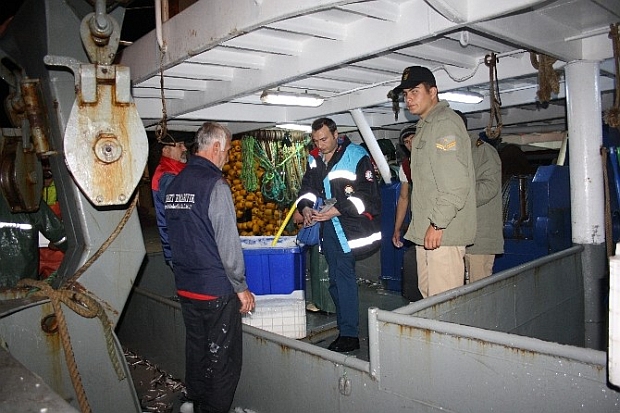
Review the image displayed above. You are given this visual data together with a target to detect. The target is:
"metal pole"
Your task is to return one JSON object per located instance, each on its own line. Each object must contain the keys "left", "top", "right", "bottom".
{"left": 349, "top": 108, "right": 392, "bottom": 184}
{"left": 565, "top": 60, "right": 606, "bottom": 350}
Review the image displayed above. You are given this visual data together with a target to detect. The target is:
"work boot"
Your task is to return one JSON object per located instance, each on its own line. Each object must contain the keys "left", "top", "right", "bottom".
{"left": 328, "top": 336, "right": 359, "bottom": 353}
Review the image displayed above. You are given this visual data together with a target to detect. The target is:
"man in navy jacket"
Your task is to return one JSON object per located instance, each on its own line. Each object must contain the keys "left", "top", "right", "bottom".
{"left": 297, "top": 117, "right": 381, "bottom": 353}
{"left": 166, "top": 122, "right": 255, "bottom": 413}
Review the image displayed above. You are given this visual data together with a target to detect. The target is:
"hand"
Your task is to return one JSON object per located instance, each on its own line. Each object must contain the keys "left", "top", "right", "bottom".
{"left": 423, "top": 225, "right": 443, "bottom": 250}
{"left": 301, "top": 206, "right": 315, "bottom": 227}
{"left": 237, "top": 289, "right": 255, "bottom": 314}
{"left": 392, "top": 230, "right": 403, "bottom": 248}
{"left": 312, "top": 206, "right": 340, "bottom": 222}
{"left": 293, "top": 210, "right": 304, "bottom": 225}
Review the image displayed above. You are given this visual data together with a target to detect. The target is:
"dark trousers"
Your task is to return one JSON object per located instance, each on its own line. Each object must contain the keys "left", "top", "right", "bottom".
{"left": 180, "top": 294, "right": 242, "bottom": 413}
{"left": 402, "top": 245, "right": 423, "bottom": 302}
{"left": 322, "top": 220, "right": 359, "bottom": 337}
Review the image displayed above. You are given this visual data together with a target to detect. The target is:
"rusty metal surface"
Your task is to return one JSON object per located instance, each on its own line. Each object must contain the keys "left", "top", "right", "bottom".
{"left": 0, "top": 2, "right": 146, "bottom": 413}
{"left": 0, "top": 347, "right": 80, "bottom": 413}
{"left": 0, "top": 300, "right": 142, "bottom": 413}
{"left": 119, "top": 246, "right": 620, "bottom": 412}
{"left": 21, "top": 79, "right": 52, "bottom": 156}
{"left": 0, "top": 134, "right": 42, "bottom": 212}
{"left": 63, "top": 63, "right": 148, "bottom": 206}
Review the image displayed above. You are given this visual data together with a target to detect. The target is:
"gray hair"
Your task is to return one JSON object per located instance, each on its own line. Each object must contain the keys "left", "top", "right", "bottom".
{"left": 194, "top": 122, "right": 231, "bottom": 152}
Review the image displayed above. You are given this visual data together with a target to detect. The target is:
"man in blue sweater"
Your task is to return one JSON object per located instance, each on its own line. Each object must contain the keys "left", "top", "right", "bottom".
{"left": 165, "top": 122, "right": 255, "bottom": 413}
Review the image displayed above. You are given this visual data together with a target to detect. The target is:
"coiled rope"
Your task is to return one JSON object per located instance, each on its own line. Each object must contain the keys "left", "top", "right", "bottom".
{"left": 257, "top": 140, "right": 288, "bottom": 203}
{"left": 530, "top": 51, "right": 559, "bottom": 107}
{"left": 240, "top": 135, "right": 308, "bottom": 205}
{"left": 17, "top": 279, "right": 126, "bottom": 413}
{"left": 604, "top": 23, "right": 620, "bottom": 128}
{"left": 14, "top": 193, "right": 138, "bottom": 412}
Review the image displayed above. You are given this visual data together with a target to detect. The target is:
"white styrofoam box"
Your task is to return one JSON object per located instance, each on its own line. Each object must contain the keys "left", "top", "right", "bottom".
{"left": 242, "top": 290, "right": 306, "bottom": 339}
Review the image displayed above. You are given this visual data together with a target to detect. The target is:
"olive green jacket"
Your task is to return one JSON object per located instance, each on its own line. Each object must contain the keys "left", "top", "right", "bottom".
{"left": 404, "top": 101, "right": 476, "bottom": 246}
{"left": 466, "top": 137, "right": 504, "bottom": 255}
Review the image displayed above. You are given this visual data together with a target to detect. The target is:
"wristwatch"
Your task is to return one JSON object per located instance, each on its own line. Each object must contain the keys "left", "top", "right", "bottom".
{"left": 430, "top": 222, "right": 444, "bottom": 230}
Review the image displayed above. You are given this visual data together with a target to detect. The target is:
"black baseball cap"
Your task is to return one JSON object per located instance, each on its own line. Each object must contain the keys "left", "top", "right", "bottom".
{"left": 392, "top": 66, "right": 436, "bottom": 94}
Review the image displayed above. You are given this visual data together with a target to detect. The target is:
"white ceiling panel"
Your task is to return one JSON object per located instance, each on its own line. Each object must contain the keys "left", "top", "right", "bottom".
{"left": 116, "top": 0, "right": 619, "bottom": 135}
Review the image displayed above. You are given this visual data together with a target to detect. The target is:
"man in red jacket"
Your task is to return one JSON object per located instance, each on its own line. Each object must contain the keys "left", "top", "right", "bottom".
{"left": 151, "top": 136, "right": 192, "bottom": 268}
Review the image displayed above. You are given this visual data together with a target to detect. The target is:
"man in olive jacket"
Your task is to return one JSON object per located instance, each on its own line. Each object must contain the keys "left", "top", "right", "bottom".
{"left": 392, "top": 66, "right": 476, "bottom": 298}
{"left": 465, "top": 135, "right": 504, "bottom": 282}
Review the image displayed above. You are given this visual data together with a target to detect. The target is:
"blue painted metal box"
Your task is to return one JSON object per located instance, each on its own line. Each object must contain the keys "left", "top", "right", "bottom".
{"left": 240, "top": 236, "right": 305, "bottom": 295}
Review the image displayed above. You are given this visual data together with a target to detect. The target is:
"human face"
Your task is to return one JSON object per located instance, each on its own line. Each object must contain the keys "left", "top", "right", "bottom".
{"left": 216, "top": 138, "right": 232, "bottom": 169}
{"left": 403, "top": 84, "right": 437, "bottom": 119}
{"left": 167, "top": 142, "right": 187, "bottom": 163}
{"left": 403, "top": 134, "right": 414, "bottom": 151}
{"left": 311, "top": 125, "right": 338, "bottom": 158}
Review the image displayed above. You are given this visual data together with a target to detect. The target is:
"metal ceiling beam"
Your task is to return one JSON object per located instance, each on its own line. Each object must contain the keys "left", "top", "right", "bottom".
{"left": 471, "top": 4, "right": 616, "bottom": 62}
{"left": 121, "top": 0, "right": 366, "bottom": 82}
{"left": 159, "top": 0, "right": 458, "bottom": 119}
{"left": 126, "top": 0, "right": 563, "bottom": 124}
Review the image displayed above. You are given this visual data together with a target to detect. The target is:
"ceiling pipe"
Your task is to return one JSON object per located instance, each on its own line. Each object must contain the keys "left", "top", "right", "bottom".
{"left": 155, "top": 0, "right": 167, "bottom": 52}
{"left": 349, "top": 109, "right": 392, "bottom": 185}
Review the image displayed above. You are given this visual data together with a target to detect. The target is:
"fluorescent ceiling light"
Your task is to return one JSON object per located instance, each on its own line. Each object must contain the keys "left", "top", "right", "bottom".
{"left": 438, "top": 91, "right": 484, "bottom": 104}
{"left": 260, "top": 90, "right": 324, "bottom": 107}
{"left": 276, "top": 124, "right": 312, "bottom": 133}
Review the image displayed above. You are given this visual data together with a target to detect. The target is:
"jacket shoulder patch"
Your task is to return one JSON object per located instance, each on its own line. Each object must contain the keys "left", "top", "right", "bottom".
{"left": 436, "top": 136, "right": 458, "bottom": 151}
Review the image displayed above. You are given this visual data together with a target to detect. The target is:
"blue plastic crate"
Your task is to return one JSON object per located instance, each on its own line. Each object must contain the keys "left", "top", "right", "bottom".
{"left": 240, "top": 236, "right": 305, "bottom": 295}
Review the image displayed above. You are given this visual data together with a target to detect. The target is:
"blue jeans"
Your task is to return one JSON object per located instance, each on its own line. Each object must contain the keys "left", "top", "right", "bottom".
{"left": 180, "top": 294, "right": 242, "bottom": 413}
{"left": 322, "top": 220, "right": 359, "bottom": 337}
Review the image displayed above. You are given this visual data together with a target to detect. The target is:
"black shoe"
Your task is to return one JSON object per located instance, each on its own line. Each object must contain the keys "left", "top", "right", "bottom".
{"left": 329, "top": 336, "right": 359, "bottom": 353}
{"left": 327, "top": 336, "right": 341, "bottom": 350}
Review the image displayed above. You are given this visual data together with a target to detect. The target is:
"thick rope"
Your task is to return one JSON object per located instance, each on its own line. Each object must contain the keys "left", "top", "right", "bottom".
{"left": 604, "top": 23, "right": 620, "bottom": 128}
{"left": 484, "top": 53, "right": 503, "bottom": 139}
{"left": 530, "top": 52, "right": 559, "bottom": 107}
{"left": 154, "top": 47, "right": 175, "bottom": 145}
{"left": 64, "top": 193, "right": 138, "bottom": 288}
{"left": 17, "top": 279, "right": 127, "bottom": 413}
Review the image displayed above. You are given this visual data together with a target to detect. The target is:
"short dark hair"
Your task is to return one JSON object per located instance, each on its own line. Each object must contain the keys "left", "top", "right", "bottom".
{"left": 311, "top": 117, "right": 337, "bottom": 134}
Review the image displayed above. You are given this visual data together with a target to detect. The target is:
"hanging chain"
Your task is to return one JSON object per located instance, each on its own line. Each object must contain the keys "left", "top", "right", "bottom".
{"left": 484, "top": 53, "right": 503, "bottom": 139}
{"left": 604, "top": 23, "right": 620, "bottom": 128}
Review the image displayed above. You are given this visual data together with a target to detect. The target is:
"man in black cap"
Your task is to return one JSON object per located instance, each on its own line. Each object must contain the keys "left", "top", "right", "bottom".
{"left": 151, "top": 135, "right": 193, "bottom": 268}
{"left": 390, "top": 66, "right": 476, "bottom": 297}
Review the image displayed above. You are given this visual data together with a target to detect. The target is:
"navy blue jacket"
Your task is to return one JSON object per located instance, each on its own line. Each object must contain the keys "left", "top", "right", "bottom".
{"left": 296, "top": 136, "right": 381, "bottom": 258}
{"left": 165, "top": 156, "right": 247, "bottom": 298}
